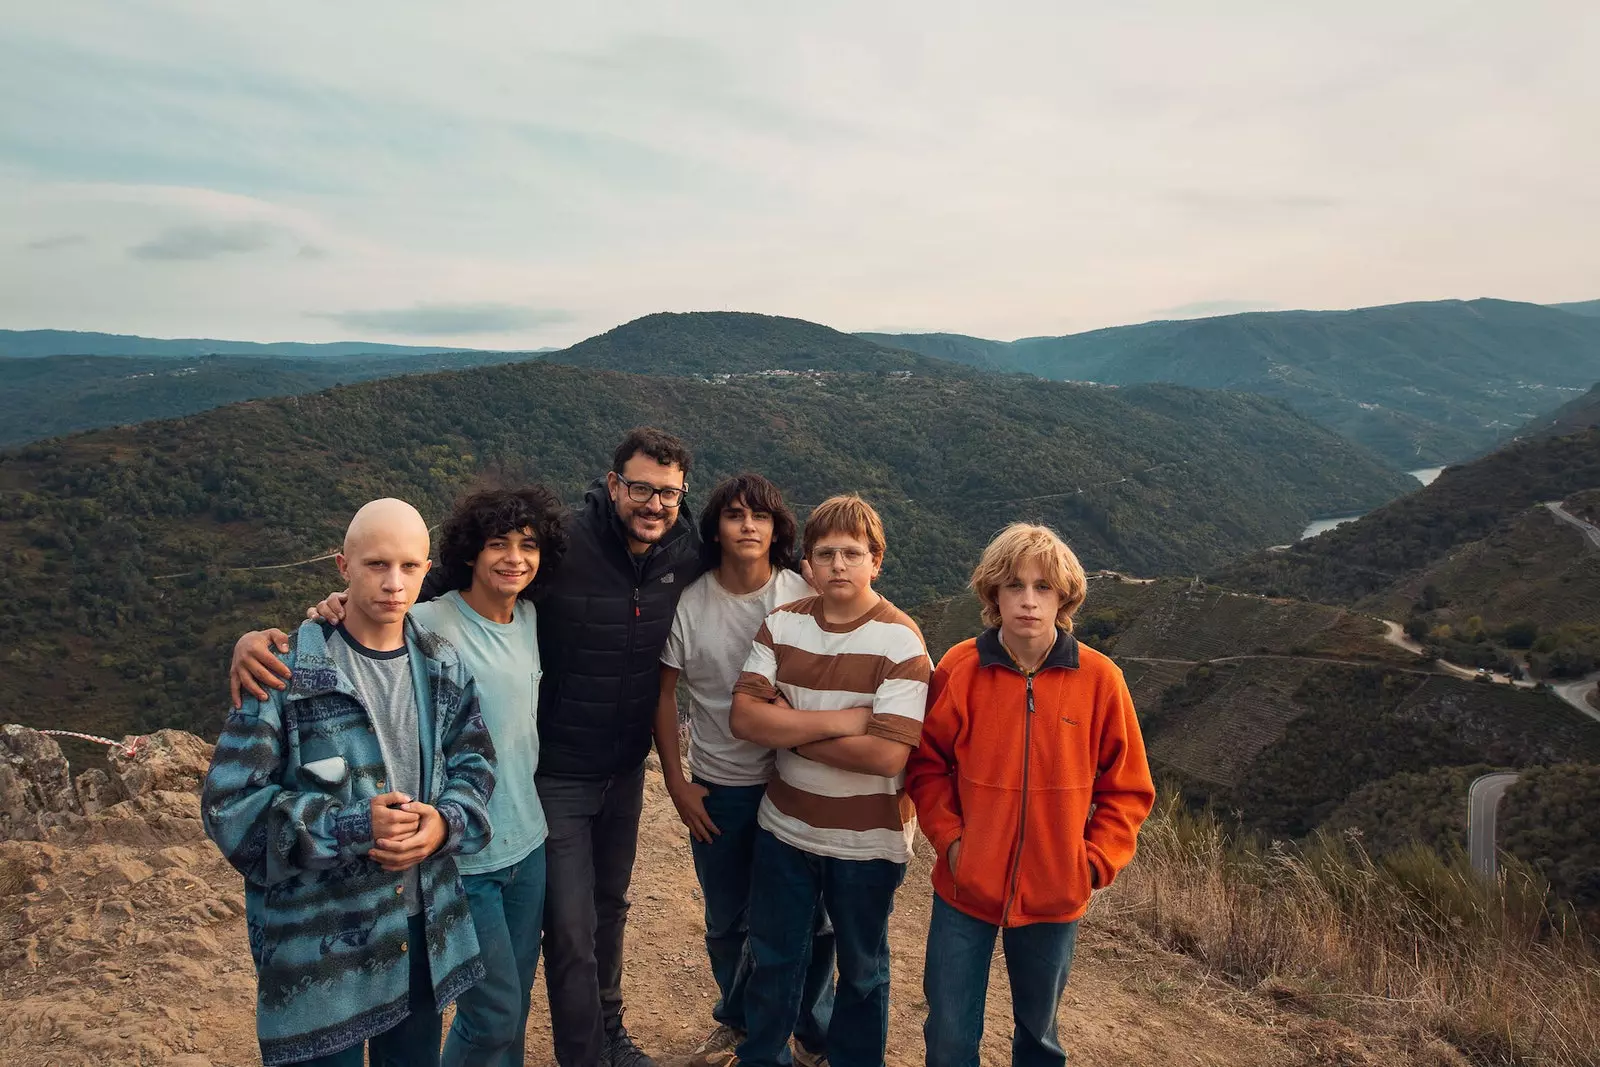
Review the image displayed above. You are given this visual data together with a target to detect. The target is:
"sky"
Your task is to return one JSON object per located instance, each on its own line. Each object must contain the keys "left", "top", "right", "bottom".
{"left": 1, "top": 1, "right": 1596, "bottom": 349}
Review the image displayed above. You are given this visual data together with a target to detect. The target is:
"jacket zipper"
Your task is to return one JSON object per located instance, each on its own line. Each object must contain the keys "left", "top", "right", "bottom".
{"left": 1000, "top": 672, "right": 1035, "bottom": 925}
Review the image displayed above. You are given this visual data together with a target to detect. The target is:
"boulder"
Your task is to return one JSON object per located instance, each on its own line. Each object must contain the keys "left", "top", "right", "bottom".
{"left": 110, "top": 730, "right": 213, "bottom": 798}
{"left": 0, "top": 726, "right": 83, "bottom": 841}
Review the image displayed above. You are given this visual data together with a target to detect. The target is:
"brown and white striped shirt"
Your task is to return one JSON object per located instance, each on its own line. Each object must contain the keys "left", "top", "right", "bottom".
{"left": 734, "top": 594, "right": 932, "bottom": 862}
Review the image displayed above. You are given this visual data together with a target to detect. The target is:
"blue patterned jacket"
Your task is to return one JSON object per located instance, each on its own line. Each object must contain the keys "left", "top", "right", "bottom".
{"left": 202, "top": 617, "right": 496, "bottom": 1065}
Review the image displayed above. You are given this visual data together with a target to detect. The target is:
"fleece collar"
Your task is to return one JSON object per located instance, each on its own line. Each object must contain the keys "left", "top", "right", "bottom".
{"left": 975, "top": 626, "right": 1080, "bottom": 673}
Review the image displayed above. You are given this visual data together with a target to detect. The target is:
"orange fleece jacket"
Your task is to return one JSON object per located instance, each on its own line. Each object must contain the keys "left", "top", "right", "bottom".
{"left": 905, "top": 628, "right": 1155, "bottom": 927}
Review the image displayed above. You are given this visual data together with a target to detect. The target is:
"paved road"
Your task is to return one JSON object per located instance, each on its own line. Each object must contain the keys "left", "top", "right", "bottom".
{"left": 1552, "top": 672, "right": 1600, "bottom": 725}
{"left": 1546, "top": 500, "right": 1600, "bottom": 549}
{"left": 1468, "top": 772, "right": 1521, "bottom": 881}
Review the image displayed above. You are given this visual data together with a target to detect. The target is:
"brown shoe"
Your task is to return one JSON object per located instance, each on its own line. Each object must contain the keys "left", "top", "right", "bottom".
{"left": 690, "top": 1025, "right": 745, "bottom": 1057}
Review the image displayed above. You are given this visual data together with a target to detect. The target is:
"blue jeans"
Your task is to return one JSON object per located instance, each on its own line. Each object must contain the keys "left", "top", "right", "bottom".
{"left": 690, "top": 779, "right": 834, "bottom": 1049}
{"left": 739, "top": 828, "right": 905, "bottom": 1067}
{"left": 923, "top": 895, "right": 1079, "bottom": 1067}
{"left": 292, "top": 913, "right": 441, "bottom": 1067}
{"left": 442, "top": 844, "right": 547, "bottom": 1067}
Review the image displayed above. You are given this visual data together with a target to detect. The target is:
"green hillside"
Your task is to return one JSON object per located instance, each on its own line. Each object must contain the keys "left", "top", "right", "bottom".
{"left": 871, "top": 299, "right": 1600, "bottom": 467}
{"left": 1213, "top": 428, "right": 1600, "bottom": 605}
{"left": 1506, "top": 381, "right": 1600, "bottom": 442}
{"left": 549, "top": 312, "right": 956, "bottom": 376}
{"left": 0, "top": 351, "right": 546, "bottom": 447}
{"left": 0, "top": 351, "right": 1408, "bottom": 744}
{"left": 854, "top": 331, "right": 1014, "bottom": 370}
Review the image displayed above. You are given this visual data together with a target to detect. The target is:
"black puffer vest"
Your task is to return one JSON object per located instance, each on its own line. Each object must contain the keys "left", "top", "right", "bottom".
{"left": 534, "top": 481, "right": 702, "bottom": 778}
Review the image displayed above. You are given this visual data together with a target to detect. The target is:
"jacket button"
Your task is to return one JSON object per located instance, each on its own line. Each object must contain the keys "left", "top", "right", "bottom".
{"left": 376, "top": 779, "right": 386, "bottom": 790}
{"left": 395, "top": 886, "right": 404, "bottom": 895}
{"left": 400, "top": 941, "right": 408, "bottom": 953}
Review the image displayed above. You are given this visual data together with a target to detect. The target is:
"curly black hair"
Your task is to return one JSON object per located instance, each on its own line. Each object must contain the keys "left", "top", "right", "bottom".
{"left": 698, "top": 472, "right": 800, "bottom": 572}
{"left": 437, "top": 485, "right": 569, "bottom": 600}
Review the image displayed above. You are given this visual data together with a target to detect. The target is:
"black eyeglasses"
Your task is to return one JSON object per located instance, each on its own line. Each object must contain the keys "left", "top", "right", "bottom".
{"left": 615, "top": 474, "right": 687, "bottom": 508}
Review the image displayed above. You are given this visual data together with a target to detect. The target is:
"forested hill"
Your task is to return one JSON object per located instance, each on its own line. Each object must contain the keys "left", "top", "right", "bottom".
{"left": 1507, "top": 382, "right": 1600, "bottom": 442}
{"left": 0, "top": 328, "right": 485, "bottom": 359}
{"left": 544, "top": 311, "right": 958, "bottom": 376}
{"left": 0, "top": 359, "right": 1411, "bottom": 742}
{"left": 1213, "top": 427, "right": 1600, "bottom": 605}
{"left": 868, "top": 298, "right": 1600, "bottom": 468}
{"left": 0, "top": 351, "right": 547, "bottom": 447}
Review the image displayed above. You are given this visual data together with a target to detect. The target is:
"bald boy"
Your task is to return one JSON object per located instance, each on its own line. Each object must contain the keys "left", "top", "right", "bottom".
{"left": 204, "top": 499, "right": 498, "bottom": 1067}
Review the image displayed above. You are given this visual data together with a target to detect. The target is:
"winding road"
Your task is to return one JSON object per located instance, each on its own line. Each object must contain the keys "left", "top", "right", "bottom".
{"left": 1468, "top": 772, "right": 1521, "bottom": 881}
{"left": 1545, "top": 500, "right": 1600, "bottom": 549}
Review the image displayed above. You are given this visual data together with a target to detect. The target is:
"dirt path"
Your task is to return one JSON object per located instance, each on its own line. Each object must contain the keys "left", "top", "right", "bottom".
{"left": 1, "top": 771, "right": 1457, "bottom": 1067}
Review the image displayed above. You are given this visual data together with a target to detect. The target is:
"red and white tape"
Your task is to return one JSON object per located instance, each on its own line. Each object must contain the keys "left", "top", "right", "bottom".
{"left": 33, "top": 729, "right": 144, "bottom": 759}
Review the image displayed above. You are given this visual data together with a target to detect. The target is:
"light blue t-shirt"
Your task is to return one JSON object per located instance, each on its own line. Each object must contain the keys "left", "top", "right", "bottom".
{"left": 411, "top": 590, "right": 546, "bottom": 874}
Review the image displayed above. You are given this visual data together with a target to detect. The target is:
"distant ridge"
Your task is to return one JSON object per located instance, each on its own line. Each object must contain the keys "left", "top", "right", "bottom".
{"left": 1552, "top": 299, "right": 1600, "bottom": 318}
{"left": 0, "top": 328, "right": 512, "bottom": 360}
{"left": 865, "top": 298, "right": 1600, "bottom": 467}
{"left": 545, "top": 311, "right": 960, "bottom": 376}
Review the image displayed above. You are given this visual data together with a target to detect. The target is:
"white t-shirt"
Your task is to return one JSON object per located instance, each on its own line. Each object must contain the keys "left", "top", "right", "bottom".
{"left": 661, "top": 567, "right": 813, "bottom": 787}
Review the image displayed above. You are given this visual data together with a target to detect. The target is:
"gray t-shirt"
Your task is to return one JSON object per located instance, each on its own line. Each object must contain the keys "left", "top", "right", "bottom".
{"left": 329, "top": 626, "right": 424, "bottom": 915}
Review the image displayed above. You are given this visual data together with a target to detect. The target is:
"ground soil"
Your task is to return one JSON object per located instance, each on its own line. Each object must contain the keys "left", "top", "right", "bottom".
{"left": 0, "top": 770, "right": 1462, "bottom": 1067}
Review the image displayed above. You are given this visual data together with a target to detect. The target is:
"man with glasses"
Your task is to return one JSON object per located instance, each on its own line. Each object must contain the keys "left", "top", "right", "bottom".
{"left": 535, "top": 427, "right": 702, "bottom": 1067}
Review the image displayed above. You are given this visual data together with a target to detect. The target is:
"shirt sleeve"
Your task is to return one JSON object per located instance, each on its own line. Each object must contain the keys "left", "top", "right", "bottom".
{"left": 732, "top": 618, "right": 781, "bottom": 702}
{"left": 865, "top": 650, "right": 932, "bottom": 747}
{"left": 660, "top": 601, "right": 688, "bottom": 670}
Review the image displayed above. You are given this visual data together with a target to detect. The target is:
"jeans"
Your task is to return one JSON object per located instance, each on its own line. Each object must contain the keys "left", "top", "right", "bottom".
{"left": 738, "top": 828, "right": 905, "bottom": 1067}
{"left": 923, "top": 895, "right": 1079, "bottom": 1067}
{"left": 292, "top": 913, "right": 441, "bottom": 1067}
{"left": 690, "top": 779, "right": 834, "bottom": 1048}
{"left": 537, "top": 765, "right": 646, "bottom": 1067}
{"left": 442, "top": 844, "right": 547, "bottom": 1067}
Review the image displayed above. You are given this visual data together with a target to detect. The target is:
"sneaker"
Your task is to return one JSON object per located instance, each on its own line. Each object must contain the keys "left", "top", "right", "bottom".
{"left": 690, "top": 1024, "right": 746, "bottom": 1056}
{"left": 605, "top": 1023, "right": 659, "bottom": 1067}
{"left": 684, "top": 1050, "right": 741, "bottom": 1067}
{"left": 790, "top": 1039, "right": 828, "bottom": 1067}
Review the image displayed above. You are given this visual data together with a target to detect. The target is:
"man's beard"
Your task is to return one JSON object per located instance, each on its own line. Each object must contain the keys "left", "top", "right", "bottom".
{"left": 629, "top": 511, "right": 668, "bottom": 543}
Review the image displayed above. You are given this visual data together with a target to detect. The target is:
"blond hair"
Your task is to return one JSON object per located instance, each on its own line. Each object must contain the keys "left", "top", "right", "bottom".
{"left": 970, "top": 523, "right": 1087, "bottom": 631}
{"left": 803, "top": 494, "right": 887, "bottom": 560}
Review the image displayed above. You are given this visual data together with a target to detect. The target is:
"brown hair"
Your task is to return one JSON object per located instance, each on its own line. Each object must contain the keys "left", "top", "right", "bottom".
{"left": 802, "top": 494, "right": 887, "bottom": 560}
{"left": 970, "top": 523, "right": 1088, "bottom": 631}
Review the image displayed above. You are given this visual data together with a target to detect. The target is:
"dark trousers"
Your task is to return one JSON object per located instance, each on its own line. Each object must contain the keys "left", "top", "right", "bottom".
{"left": 738, "top": 828, "right": 905, "bottom": 1067}
{"left": 442, "top": 844, "right": 547, "bottom": 1067}
{"left": 690, "top": 779, "right": 834, "bottom": 1048}
{"left": 537, "top": 765, "right": 646, "bottom": 1067}
{"left": 922, "top": 895, "right": 1079, "bottom": 1067}
{"left": 293, "top": 913, "right": 440, "bottom": 1067}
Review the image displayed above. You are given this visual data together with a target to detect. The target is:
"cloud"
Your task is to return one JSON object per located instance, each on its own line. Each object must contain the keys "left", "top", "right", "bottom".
{"left": 1156, "top": 300, "right": 1282, "bottom": 318}
{"left": 129, "top": 221, "right": 281, "bottom": 261}
{"left": 23, "top": 232, "right": 88, "bottom": 251}
{"left": 311, "top": 303, "right": 574, "bottom": 336}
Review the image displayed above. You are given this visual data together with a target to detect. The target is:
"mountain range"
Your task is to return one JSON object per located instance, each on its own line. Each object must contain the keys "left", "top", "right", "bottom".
{"left": 9, "top": 298, "right": 1600, "bottom": 466}
{"left": 0, "top": 310, "right": 1411, "bottom": 744}
{"left": 867, "top": 298, "right": 1600, "bottom": 467}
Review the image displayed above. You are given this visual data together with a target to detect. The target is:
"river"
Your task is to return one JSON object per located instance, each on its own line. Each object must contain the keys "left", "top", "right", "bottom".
{"left": 1299, "top": 467, "right": 1444, "bottom": 540}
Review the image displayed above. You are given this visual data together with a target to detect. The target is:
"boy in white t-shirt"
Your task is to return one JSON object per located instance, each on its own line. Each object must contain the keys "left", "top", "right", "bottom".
{"left": 654, "top": 474, "right": 834, "bottom": 1065}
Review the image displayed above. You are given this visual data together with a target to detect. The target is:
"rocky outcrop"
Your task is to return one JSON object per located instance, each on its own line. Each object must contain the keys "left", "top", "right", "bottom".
{"left": 0, "top": 726, "right": 212, "bottom": 843}
{"left": 1, "top": 726, "right": 82, "bottom": 840}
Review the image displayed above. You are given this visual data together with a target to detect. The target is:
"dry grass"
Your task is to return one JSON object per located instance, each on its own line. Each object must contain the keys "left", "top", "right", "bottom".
{"left": 1104, "top": 799, "right": 1600, "bottom": 1066}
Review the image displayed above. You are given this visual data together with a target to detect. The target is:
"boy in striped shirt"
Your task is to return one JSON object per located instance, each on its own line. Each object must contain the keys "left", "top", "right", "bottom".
{"left": 704, "top": 495, "right": 931, "bottom": 1067}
